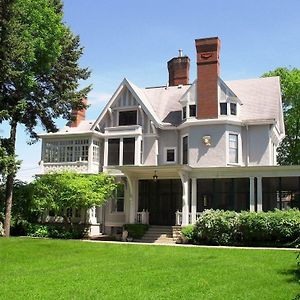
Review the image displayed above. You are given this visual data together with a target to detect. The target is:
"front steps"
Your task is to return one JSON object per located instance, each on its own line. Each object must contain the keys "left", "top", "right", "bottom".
{"left": 138, "top": 225, "right": 175, "bottom": 244}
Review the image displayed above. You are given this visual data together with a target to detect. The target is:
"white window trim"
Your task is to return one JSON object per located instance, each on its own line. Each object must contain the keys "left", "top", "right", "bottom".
{"left": 117, "top": 108, "right": 138, "bottom": 127}
{"left": 110, "top": 185, "right": 125, "bottom": 214}
{"left": 226, "top": 131, "right": 242, "bottom": 166}
{"left": 164, "top": 147, "right": 177, "bottom": 164}
{"left": 218, "top": 101, "right": 238, "bottom": 117}
{"left": 181, "top": 134, "right": 189, "bottom": 165}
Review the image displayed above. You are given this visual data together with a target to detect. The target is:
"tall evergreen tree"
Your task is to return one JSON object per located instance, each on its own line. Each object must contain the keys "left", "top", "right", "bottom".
{"left": 0, "top": 0, "right": 91, "bottom": 236}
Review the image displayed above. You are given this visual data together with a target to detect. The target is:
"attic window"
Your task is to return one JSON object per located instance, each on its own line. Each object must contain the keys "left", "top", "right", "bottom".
{"left": 119, "top": 110, "right": 137, "bottom": 126}
{"left": 220, "top": 102, "right": 237, "bottom": 116}
{"left": 182, "top": 106, "right": 187, "bottom": 120}
{"left": 189, "top": 105, "right": 196, "bottom": 117}
{"left": 230, "top": 103, "right": 237, "bottom": 115}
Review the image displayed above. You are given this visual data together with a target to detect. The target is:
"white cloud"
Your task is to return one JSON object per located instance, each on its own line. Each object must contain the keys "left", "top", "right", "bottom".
{"left": 87, "top": 91, "right": 112, "bottom": 105}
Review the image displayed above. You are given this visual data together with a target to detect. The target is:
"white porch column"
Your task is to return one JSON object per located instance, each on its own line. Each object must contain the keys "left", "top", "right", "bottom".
{"left": 135, "top": 135, "right": 142, "bottom": 165}
{"left": 257, "top": 176, "right": 262, "bottom": 212}
{"left": 103, "top": 138, "right": 108, "bottom": 167}
{"left": 249, "top": 177, "right": 255, "bottom": 212}
{"left": 191, "top": 178, "right": 197, "bottom": 224}
{"left": 127, "top": 176, "right": 137, "bottom": 224}
{"left": 119, "top": 138, "right": 123, "bottom": 166}
{"left": 179, "top": 171, "right": 189, "bottom": 226}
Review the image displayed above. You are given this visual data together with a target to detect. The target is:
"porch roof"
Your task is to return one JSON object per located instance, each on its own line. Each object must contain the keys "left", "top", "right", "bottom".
{"left": 117, "top": 165, "right": 300, "bottom": 179}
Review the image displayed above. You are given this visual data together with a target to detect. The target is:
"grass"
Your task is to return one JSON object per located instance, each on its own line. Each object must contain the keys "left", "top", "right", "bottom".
{"left": 0, "top": 238, "right": 299, "bottom": 300}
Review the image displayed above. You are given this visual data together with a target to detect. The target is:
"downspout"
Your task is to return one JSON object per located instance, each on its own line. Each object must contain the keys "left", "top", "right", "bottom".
{"left": 246, "top": 124, "right": 249, "bottom": 166}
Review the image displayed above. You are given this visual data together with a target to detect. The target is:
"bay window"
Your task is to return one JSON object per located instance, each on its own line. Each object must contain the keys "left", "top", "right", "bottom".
{"left": 229, "top": 134, "right": 238, "bottom": 164}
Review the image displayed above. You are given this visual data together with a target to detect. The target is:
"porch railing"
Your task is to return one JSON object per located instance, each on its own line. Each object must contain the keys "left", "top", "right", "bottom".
{"left": 136, "top": 210, "right": 149, "bottom": 224}
{"left": 175, "top": 211, "right": 202, "bottom": 225}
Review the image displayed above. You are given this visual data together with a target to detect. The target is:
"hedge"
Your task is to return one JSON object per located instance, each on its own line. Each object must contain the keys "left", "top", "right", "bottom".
{"left": 183, "top": 209, "right": 300, "bottom": 247}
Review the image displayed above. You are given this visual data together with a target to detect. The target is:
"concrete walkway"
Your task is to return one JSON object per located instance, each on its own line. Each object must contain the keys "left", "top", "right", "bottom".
{"left": 83, "top": 239, "right": 299, "bottom": 251}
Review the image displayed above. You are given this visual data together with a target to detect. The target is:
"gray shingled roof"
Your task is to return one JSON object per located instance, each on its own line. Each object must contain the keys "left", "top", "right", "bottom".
{"left": 225, "top": 76, "right": 281, "bottom": 122}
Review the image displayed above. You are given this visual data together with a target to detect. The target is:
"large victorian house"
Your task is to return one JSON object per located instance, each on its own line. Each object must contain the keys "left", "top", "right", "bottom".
{"left": 38, "top": 37, "right": 300, "bottom": 236}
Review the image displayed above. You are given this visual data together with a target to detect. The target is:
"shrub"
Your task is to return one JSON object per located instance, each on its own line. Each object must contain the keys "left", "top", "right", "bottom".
{"left": 123, "top": 224, "right": 149, "bottom": 239}
{"left": 194, "top": 209, "right": 239, "bottom": 245}
{"left": 192, "top": 209, "right": 300, "bottom": 247}
{"left": 181, "top": 225, "right": 196, "bottom": 242}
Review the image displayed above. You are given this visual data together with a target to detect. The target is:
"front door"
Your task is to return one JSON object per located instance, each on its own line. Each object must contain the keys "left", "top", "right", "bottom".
{"left": 138, "top": 179, "right": 182, "bottom": 225}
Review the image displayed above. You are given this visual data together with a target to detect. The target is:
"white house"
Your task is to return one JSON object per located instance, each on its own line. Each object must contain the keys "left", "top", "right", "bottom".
{"left": 38, "top": 37, "right": 300, "bottom": 236}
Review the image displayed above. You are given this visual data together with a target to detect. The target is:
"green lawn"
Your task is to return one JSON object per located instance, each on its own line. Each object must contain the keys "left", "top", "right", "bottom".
{"left": 0, "top": 238, "right": 299, "bottom": 300}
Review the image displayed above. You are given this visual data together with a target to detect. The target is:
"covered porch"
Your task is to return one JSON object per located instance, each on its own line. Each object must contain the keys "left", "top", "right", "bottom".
{"left": 117, "top": 165, "right": 300, "bottom": 227}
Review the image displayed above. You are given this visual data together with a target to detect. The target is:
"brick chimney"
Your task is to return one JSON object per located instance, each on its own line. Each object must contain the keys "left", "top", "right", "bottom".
{"left": 195, "top": 37, "right": 220, "bottom": 119}
{"left": 70, "top": 97, "right": 87, "bottom": 127}
{"left": 167, "top": 50, "right": 190, "bottom": 86}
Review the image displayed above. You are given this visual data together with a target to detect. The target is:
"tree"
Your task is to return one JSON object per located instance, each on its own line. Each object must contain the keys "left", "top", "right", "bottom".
{"left": 262, "top": 68, "right": 300, "bottom": 165}
{"left": 31, "top": 172, "right": 116, "bottom": 228}
{"left": 0, "top": 0, "right": 91, "bottom": 236}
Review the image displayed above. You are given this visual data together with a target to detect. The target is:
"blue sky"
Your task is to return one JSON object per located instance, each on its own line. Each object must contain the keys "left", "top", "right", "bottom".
{"left": 5, "top": 0, "right": 300, "bottom": 181}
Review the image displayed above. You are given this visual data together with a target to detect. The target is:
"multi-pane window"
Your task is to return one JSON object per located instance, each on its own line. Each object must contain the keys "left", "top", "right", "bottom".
{"left": 43, "top": 139, "right": 89, "bottom": 163}
{"left": 220, "top": 102, "right": 237, "bottom": 116}
{"left": 111, "top": 184, "right": 125, "bottom": 212}
{"left": 92, "top": 140, "right": 100, "bottom": 163}
{"left": 166, "top": 148, "right": 176, "bottom": 163}
{"left": 182, "top": 136, "right": 188, "bottom": 164}
{"left": 119, "top": 110, "right": 137, "bottom": 126}
{"left": 107, "top": 138, "right": 136, "bottom": 166}
{"left": 229, "top": 134, "right": 238, "bottom": 163}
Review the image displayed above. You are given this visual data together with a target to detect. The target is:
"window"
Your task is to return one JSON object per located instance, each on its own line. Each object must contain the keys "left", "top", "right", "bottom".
{"left": 230, "top": 103, "right": 237, "bottom": 115}
{"left": 165, "top": 148, "right": 176, "bottom": 163}
{"left": 92, "top": 140, "right": 100, "bottom": 163}
{"left": 43, "top": 139, "right": 88, "bottom": 163}
{"left": 118, "top": 110, "right": 137, "bottom": 126}
{"left": 220, "top": 102, "right": 237, "bottom": 116}
{"left": 189, "top": 105, "right": 196, "bottom": 117}
{"left": 220, "top": 103, "right": 227, "bottom": 115}
{"left": 182, "top": 106, "right": 186, "bottom": 120}
{"left": 182, "top": 136, "right": 188, "bottom": 164}
{"left": 123, "top": 138, "right": 135, "bottom": 165}
{"left": 108, "top": 138, "right": 120, "bottom": 165}
{"left": 229, "top": 134, "right": 238, "bottom": 163}
{"left": 111, "top": 184, "right": 125, "bottom": 212}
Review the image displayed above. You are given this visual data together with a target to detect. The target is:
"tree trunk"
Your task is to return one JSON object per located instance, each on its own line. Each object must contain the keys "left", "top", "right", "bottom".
{"left": 4, "top": 121, "right": 17, "bottom": 237}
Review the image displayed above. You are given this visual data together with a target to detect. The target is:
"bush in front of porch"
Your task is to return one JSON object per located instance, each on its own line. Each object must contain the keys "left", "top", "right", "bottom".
{"left": 182, "top": 209, "right": 300, "bottom": 247}
{"left": 123, "top": 224, "right": 149, "bottom": 239}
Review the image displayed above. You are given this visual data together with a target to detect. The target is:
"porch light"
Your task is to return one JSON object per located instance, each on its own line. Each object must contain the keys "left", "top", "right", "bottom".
{"left": 153, "top": 170, "right": 158, "bottom": 182}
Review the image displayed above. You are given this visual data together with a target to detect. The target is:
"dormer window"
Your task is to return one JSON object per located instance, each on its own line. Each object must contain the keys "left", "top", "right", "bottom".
{"left": 189, "top": 105, "right": 196, "bottom": 117}
{"left": 219, "top": 102, "right": 237, "bottom": 116}
{"left": 220, "top": 103, "right": 227, "bottom": 115}
{"left": 230, "top": 103, "right": 237, "bottom": 115}
{"left": 118, "top": 110, "right": 137, "bottom": 126}
{"left": 182, "top": 106, "right": 187, "bottom": 120}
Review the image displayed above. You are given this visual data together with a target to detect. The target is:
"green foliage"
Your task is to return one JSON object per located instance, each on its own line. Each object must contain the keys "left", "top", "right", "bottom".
{"left": 31, "top": 171, "right": 116, "bottom": 224}
{"left": 0, "top": 0, "right": 91, "bottom": 235}
{"left": 181, "top": 225, "right": 196, "bottom": 242}
{"left": 123, "top": 224, "right": 149, "bottom": 239}
{"left": 262, "top": 68, "right": 300, "bottom": 165}
{"left": 10, "top": 221, "right": 86, "bottom": 239}
{"left": 193, "top": 209, "right": 300, "bottom": 246}
{"left": 194, "top": 209, "right": 240, "bottom": 245}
